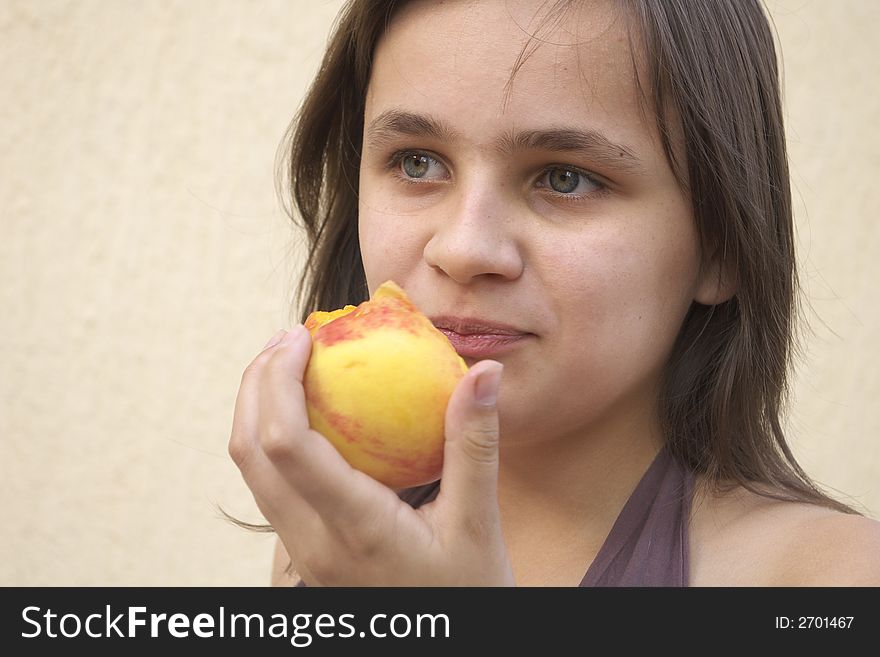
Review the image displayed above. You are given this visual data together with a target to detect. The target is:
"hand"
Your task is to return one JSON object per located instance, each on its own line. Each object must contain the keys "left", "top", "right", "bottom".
{"left": 228, "top": 325, "right": 515, "bottom": 586}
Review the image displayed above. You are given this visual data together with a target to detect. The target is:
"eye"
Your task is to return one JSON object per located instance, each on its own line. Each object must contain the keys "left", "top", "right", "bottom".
{"left": 402, "top": 153, "right": 430, "bottom": 178}
{"left": 538, "top": 167, "right": 603, "bottom": 196}
{"left": 393, "top": 151, "right": 448, "bottom": 181}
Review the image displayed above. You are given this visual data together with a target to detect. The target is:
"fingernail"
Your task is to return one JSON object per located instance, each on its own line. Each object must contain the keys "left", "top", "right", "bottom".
{"left": 263, "top": 329, "right": 287, "bottom": 349}
{"left": 473, "top": 362, "right": 503, "bottom": 407}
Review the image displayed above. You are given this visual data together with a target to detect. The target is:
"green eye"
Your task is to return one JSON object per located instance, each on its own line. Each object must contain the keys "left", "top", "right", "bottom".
{"left": 402, "top": 154, "right": 431, "bottom": 178}
{"left": 539, "top": 166, "right": 603, "bottom": 197}
{"left": 548, "top": 168, "right": 580, "bottom": 193}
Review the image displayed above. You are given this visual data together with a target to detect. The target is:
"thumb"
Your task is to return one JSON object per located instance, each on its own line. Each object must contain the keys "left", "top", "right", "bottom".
{"left": 439, "top": 360, "right": 504, "bottom": 519}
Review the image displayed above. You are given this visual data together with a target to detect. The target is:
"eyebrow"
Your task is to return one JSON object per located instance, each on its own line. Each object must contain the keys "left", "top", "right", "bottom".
{"left": 366, "top": 109, "right": 643, "bottom": 174}
{"left": 367, "top": 109, "right": 458, "bottom": 144}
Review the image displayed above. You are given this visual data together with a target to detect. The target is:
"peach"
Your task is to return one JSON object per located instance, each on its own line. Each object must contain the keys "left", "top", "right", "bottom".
{"left": 303, "top": 280, "right": 468, "bottom": 488}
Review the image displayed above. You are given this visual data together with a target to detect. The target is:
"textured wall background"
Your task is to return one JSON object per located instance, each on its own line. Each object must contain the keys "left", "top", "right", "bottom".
{"left": 1, "top": 0, "right": 877, "bottom": 585}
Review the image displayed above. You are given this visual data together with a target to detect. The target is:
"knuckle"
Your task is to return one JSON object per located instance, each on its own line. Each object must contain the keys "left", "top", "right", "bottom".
{"left": 260, "top": 420, "right": 294, "bottom": 460}
{"left": 239, "top": 365, "right": 258, "bottom": 389}
{"left": 460, "top": 426, "right": 500, "bottom": 465}
{"left": 228, "top": 434, "right": 249, "bottom": 468}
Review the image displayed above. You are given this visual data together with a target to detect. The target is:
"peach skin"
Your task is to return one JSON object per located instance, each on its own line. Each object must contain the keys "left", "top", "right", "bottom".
{"left": 303, "top": 280, "right": 469, "bottom": 488}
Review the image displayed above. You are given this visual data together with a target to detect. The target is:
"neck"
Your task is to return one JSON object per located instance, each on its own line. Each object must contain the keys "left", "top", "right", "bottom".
{"left": 493, "top": 384, "right": 669, "bottom": 585}
{"left": 496, "top": 399, "right": 665, "bottom": 536}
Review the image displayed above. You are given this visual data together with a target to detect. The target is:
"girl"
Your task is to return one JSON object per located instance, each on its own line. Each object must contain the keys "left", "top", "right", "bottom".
{"left": 228, "top": 0, "right": 880, "bottom": 586}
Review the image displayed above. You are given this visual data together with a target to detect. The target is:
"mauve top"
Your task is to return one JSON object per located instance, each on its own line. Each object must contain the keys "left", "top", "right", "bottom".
{"left": 296, "top": 445, "right": 694, "bottom": 587}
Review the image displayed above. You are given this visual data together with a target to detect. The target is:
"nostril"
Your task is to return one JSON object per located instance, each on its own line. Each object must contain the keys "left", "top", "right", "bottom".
{"left": 423, "top": 229, "right": 524, "bottom": 285}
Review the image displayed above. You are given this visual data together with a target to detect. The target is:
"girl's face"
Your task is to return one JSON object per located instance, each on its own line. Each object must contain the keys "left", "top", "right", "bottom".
{"left": 358, "top": 0, "right": 716, "bottom": 446}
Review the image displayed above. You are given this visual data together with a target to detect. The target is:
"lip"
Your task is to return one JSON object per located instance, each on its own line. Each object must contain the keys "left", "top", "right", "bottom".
{"left": 430, "top": 315, "right": 534, "bottom": 359}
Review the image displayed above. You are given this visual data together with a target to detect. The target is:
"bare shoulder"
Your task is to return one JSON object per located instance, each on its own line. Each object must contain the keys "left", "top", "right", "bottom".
{"left": 776, "top": 508, "right": 880, "bottom": 586}
{"left": 689, "top": 477, "right": 880, "bottom": 586}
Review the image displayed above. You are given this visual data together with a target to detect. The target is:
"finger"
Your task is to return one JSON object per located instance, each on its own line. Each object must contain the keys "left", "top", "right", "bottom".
{"left": 259, "top": 324, "right": 313, "bottom": 440}
{"left": 258, "top": 325, "right": 396, "bottom": 527}
{"left": 228, "top": 329, "right": 333, "bottom": 569}
{"left": 228, "top": 329, "right": 290, "bottom": 469}
{"left": 437, "top": 360, "right": 504, "bottom": 527}
{"left": 262, "top": 329, "right": 288, "bottom": 350}
{"left": 265, "top": 421, "right": 396, "bottom": 539}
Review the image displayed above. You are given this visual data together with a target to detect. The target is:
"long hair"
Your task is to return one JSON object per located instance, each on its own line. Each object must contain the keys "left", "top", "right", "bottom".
{"left": 277, "top": 1, "right": 399, "bottom": 319}
{"left": 277, "top": 0, "right": 859, "bottom": 514}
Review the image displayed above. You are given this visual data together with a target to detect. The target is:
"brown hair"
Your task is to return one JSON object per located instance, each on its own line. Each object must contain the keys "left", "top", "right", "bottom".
{"left": 276, "top": 0, "right": 859, "bottom": 514}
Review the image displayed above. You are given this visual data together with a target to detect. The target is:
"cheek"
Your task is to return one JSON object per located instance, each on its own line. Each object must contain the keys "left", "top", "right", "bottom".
{"left": 642, "top": 221, "right": 703, "bottom": 316}
{"left": 549, "top": 221, "right": 701, "bottom": 376}
{"left": 358, "top": 197, "right": 428, "bottom": 290}
{"left": 616, "top": 233, "right": 699, "bottom": 323}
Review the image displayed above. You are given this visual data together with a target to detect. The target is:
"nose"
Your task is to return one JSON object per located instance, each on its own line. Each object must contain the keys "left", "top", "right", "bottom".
{"left": 422, "top": 182, "right": 525, "bottom": 284}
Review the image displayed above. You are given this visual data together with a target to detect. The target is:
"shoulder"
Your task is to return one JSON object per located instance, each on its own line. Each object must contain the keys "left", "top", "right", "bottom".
{"left": 689, "top": 477, "right": 880, "bottom": 586}
{"left": 775, "top": 510, "right": 880, "bottom": 586}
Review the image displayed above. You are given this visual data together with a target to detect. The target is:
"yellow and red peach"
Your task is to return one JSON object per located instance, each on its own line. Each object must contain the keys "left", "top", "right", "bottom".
{"left": 303, "top": 280, "right": 468, "bottom": 489}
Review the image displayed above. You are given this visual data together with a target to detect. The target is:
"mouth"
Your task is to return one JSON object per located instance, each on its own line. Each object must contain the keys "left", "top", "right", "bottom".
{"left": 430, "top": 315, "right": 534, "bottom": 359}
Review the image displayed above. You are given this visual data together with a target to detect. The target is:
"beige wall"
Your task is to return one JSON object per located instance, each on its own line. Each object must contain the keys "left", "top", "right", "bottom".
{"left": 1, "top": 0, "right": 877, "bottom": 585}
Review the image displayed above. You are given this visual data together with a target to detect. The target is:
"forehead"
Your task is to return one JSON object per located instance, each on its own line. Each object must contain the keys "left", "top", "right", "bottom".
{"left": 367, "top": 0, "right": 653, "bottom": 151}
